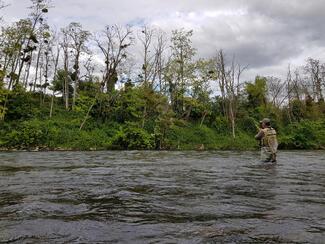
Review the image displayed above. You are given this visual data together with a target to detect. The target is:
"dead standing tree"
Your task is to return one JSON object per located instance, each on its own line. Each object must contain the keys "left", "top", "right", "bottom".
{"left": 0, "top": 0, "right": 8, "bottom": 11}
{"left": 95, "top": 25, "right": 133, "bottom": 93}
{"left": 305, "top": 58, "right": 324, "bottom": 102}
{"left": 16, "top": 0, "right": 51, "bottom": 87}
{"left": 3, "top": 20, "right": 33, "bottom": 90}
{"left": 31, "top": 23, "right": 52, "bottom": 92}
{"left": 49, "top": 37, "right": 60, "bottom": 118}
{"left": 67, "top": 22, "right": 90, "bottom": 108}
{"left": 214, "top": 50, "right": 227, "bottom": 117}
{"left": 138, "top": 26, "right": 168, "bottom": 90}
{"left": 215, "top": 50, "right": 247, "bottom": 138}
{"left": 154, "top": 30, "right": 168, "bottom": 93}
{"left": 138, "top": 26, "right": 155, "bottom": 88}
{"left": 60, "top": 28, "right": 71, "bottom": 110}
{"left": 137, "top": 27, "right": 169, "bottom": 128}
{"left": 267, "top": 76, "right": 286, "bottom": 108}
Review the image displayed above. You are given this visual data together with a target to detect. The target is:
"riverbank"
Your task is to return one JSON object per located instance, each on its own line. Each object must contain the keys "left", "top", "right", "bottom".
{"left": 1, "top": 147, "right": 324, "bottom": 152}
{"left": 1, "top": 117, "right": 324, "bottom": 151}
{"left": 1, "top": 91, "right": 324, "bottom": 151}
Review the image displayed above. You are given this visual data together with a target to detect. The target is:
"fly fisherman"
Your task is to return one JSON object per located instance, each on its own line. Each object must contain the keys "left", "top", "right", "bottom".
{"left": 255, "top": 118, "right": 278, "bottom": 163}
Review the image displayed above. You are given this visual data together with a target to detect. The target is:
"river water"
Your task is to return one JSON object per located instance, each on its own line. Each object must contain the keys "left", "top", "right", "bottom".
{"left": 0, "top": 151, "right": 324, "bottom": 243}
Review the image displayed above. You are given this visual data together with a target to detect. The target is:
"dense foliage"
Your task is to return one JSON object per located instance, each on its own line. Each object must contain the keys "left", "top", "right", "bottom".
{"left": 0, "top": 82, "right": 324, "bottom": 150}
{"left": 0, "top": 0, "right": 324, "bottom": 150}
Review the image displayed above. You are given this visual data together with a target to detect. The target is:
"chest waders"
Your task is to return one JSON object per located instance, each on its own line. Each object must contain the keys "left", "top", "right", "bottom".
{"left": 260, "top": 128, "right": 278, "bottom": 162}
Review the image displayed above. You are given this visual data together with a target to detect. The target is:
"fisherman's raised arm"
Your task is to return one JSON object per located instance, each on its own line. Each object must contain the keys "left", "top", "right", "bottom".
{"left": 255, "top": 130, "right": 264, "bottom": 140}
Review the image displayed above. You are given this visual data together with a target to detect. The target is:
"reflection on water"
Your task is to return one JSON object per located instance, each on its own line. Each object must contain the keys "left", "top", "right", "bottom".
{"left": 0, "top": 151, "right": 324, "bottom": 243}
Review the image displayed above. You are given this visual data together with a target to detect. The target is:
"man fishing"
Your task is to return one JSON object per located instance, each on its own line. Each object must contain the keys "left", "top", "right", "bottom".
{"left": 255, "top": 118, "right": 278, "bottom": 163}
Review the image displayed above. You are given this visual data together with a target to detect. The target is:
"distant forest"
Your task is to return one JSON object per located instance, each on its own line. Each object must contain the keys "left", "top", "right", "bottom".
{"left": 0, "top": 0, "right": 324, "bottom": 150}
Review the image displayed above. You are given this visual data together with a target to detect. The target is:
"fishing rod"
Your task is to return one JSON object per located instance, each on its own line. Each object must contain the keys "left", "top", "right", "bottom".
{"left": 252, "top": 118, "right": 263, "bottom": 148}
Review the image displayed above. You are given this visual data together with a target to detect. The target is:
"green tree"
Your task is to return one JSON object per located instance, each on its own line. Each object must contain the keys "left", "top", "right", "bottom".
{"left": 165, "top": 29, "right": 196, "bottom": 114}
{"left": 0, "top": 80, "right": 8, "bottom": 120}
{"left": 51, "top": 69, "right": 73, "bottom": 98}
{"left": 245, "top": 76, "right": 268, "bottom": 111}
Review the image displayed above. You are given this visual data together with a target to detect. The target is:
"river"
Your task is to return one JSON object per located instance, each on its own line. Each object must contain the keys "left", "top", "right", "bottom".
{"left": 0, "top": 151, "right": 324, "bottom": 243}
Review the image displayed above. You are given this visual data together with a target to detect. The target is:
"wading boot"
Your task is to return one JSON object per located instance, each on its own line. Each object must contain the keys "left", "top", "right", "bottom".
{"left": 271, "top": 154, "right": 277, "bottom": 163}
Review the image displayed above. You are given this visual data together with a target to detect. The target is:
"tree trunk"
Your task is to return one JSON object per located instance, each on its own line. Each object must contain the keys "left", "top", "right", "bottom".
{"left": 80, "top": 100, "right": 95, "bottom": 131}
{"left": 50, "top": 91, "right": 55, "bottom": 118}
{"left": 200, "top": 111, "right": 208, "bottom": 127}
{"left": 33, "top": 46, "right": 42, "bottom": 92}
{"left": 142, "top": 105, "right": 147, "bottom": 128}
{"left": 64, "top": 51, "right": 69, "bottom": 110}
{"left": 72, "top": 52, "right": 80, "bottom": 108}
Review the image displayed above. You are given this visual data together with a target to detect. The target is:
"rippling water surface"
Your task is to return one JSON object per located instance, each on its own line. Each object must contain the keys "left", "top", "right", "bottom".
{"left": 0, "top": 151, "right": 324, "bottom": 243}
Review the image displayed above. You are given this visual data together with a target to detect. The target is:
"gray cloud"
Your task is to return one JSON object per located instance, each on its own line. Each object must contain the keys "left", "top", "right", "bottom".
{"left": 2, "top": 0, "right": 325, "bottom": 80}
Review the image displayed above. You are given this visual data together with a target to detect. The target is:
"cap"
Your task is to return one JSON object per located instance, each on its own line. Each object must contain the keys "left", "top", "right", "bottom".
{"left": 260, "top": 118, "right": 271, "bottom": 124}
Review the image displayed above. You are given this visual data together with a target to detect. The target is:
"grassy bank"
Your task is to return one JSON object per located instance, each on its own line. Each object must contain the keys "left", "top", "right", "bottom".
{"left": 1, "top": 83, "right": 325, "bottom": 152}
{"left": 1, "top": 107, "right": 324, "bottom": 151}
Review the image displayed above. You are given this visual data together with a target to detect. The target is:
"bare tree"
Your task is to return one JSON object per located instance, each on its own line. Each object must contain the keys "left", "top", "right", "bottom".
{"left": 154, "top": 30, "right": 168, "bottom": 93}
{"left": 214, "top": 50, "right": 227, "bottom": 116}
{"left": 66, "top": 22, "right": 90, "bottom": 108}
{"left": 83, "top": 55, "right": 96, "bottom": 82}
{"left": 305, "top": 58, "right": 324, "bottom": 102}
{"left": 60, "top": 28, "right": 71, "bottom": 110}
{"left": 267, "top": 76, "right": 286, "bottom": 108}
{"left": 214, "top": 50, "right": 247, "bottom": 138}
{"left": 0, "top": 0, "right": 8, "bottom": 9}
{"left": 320, "top": 63, "right": 325, "bottom": 99}
{"left": 16, "top": 0, "right": 51, "bottom": 85}
{"left": 0, "top": 0, "right": 9, "bottom": 20}
{"left": 138, "top": 26, "right": 155, "bottom": 87}
{"left": 292, "top": 68, "right": 303, "bottom": 101}
{"left": 49, "top": 41, "right": 60, "bottom": 118}
{"left": 95, "top": 25, "right": 133, "bottom": 93}
{"left": 138, "top": 26, "right": 168, "bottom": 90}
{"left": 227, "top": 58, "right": 247, "bottom": 138}
{"left": 32, "top": 25, "right": 45, "bottom": 91}
{"left": 40, "top": 28, "right": 60, "bottom": 117}
{"left": 1, "top": 20, "right": 32, "bottom": 89}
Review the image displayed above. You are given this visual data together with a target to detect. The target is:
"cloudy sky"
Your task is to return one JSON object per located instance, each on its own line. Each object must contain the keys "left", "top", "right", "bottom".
{"left": 2, "top": 0, "right": 325, "bottom": 80}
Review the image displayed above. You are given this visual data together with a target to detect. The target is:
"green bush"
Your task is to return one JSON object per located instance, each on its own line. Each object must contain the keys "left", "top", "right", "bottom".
{"left": 167, "top": 124, "right": 218, "bottom": 149}
{"left": 111, "top": 125, "right": 154, "bottom": 150}
{"left": 3, "top": 120, "right": 45, "bottom": 148}
{"left": 238, "top": 116, "right": 258, "bottom": 135}
{"left": 5, "top": 92, "right": 34, "bottom": 121}
{"left": 212, "top": 117, "right": 230, "bottom": 134}
{"left": 67, "top": 129, "right": 111, "bottom": 150}
{"left": 166, "top": 123, "right": 257, "bottom": 150}
{"left": 279, "top": 120, "right": 324, "bottom": 149}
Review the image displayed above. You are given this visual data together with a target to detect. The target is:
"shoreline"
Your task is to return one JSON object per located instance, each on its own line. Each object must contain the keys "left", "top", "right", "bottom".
{"left": 1, "top": 147, "right": 324, "bottom": 152}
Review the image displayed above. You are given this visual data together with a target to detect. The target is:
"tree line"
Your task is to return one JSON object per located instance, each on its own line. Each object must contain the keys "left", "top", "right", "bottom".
{"left": 0, "top": 0, "right": 324, "bottom": 150}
